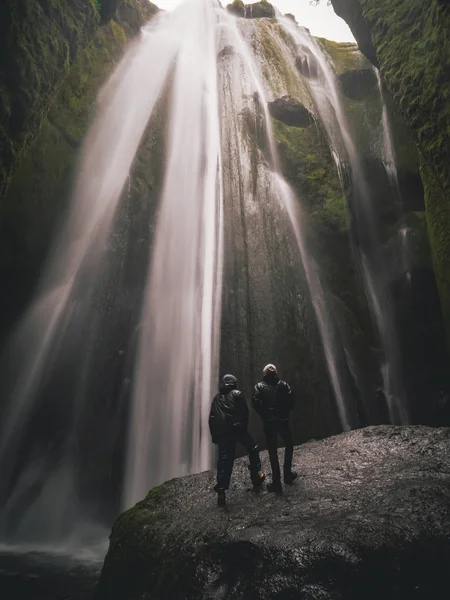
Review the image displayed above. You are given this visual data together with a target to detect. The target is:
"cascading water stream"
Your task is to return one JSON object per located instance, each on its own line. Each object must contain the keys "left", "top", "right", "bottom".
{"left": 375, "top": 69, "right": 412, "bottom": 283}
{"left": 278, "top": 15, "right": 410, "bottom": 424}
{"left": 124, "top": 0, "right": 224, "bottom": 508}
{"left": 375, "top": 69, "right": 400, "bottom": 195}
{"left": 0, "top": 10, "right": 183, "bottom": 541}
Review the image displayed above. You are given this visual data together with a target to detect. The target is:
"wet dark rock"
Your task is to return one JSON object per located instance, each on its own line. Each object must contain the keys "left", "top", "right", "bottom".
{"left": 268, "top": 96, "right": 314, "bottom": 128}
{"left": 339, "top": 68, "right": 378, "bottom": 100}
{"left": 96, "top": 426, "right": 450, "bottom": 600}
{"left": 397, "top": 169, "right": 425, "bottom": 212}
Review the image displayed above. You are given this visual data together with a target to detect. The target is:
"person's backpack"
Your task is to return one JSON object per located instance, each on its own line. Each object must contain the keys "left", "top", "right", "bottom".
{"left": 209, "top": 394, "right": 230, "bottom": 443}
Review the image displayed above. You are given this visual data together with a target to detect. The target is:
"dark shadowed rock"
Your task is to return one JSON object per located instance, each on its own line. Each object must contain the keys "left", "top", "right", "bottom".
{"left": 339, "top": 68, "right": 378, "bottom": 100}
{"left": 268, "top": 96, "right": 314, "bottom": 127}
{"left": 96, "top": 426, "right": 450, "bottom": 600}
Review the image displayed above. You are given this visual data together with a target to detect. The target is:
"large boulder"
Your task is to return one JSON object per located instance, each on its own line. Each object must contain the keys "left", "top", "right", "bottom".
{"left": 96, "top": 426, "right": 450, "bottom": 599}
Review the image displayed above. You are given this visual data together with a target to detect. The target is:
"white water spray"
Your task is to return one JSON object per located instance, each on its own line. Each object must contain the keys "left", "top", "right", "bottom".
{"left": 124, "top": 0, "right": 224, "bottom": 508}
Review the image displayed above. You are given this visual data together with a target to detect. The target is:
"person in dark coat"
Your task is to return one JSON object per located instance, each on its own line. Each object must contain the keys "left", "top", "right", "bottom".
{"left": 209, "top": 374, "right": 265, "bottom": 506}
{"left": 252, "top": 364, "right": 297, "bottom": 494}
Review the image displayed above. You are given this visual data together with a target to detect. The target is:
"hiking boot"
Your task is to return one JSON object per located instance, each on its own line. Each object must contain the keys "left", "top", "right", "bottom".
{"left": 284, "top": 471, "right": 298, "bottom": 485}
{"left": 217, "top": 490, "right": 226, "bottom": 507}
{"left": 252, "top": 471, "right": 265, "bottom": 491}
{"left": 214, "top": 484, "right": 226, "bottom": 506}
{"left": 267, "top": 481, "right": 283, "bottom": 495}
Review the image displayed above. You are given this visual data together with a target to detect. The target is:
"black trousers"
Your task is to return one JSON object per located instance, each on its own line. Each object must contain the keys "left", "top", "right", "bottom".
{"left": 264, "top": 420, "right": 294, "bottom": 484}
{"left": 217, "top": 430, "right": 261, "bottom": 490}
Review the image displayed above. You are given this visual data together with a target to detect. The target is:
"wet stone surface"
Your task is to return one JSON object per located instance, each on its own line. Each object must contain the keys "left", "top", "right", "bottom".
{"left": 96, "top": 425, "right": 450, "bottom": 600}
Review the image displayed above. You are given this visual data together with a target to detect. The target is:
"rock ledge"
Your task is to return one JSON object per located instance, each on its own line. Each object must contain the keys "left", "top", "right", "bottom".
{"left": 96, "top": 426, "right": 450, "bottom": 599}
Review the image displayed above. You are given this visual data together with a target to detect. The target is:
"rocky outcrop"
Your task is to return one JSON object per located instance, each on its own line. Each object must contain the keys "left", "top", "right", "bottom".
{"left": 96, "top": 426, "right": 450, "bottom": 600}
{"left": 330, "top": 0, "right": 450, "bottom": 355}
{"left": 268, "top": 96, "right": 314, "bottom": 127}
{"left": 226, "top": 0, "right": 275, "bottom": 19}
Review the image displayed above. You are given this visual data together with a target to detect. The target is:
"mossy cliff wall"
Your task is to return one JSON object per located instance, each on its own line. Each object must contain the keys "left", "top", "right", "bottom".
{"left": 331, "top": 0, "right": 450, "bottom": 355}
{"left": 0, "top": 0, "right": 153, "bottom": 200}
{"left": 0, "top": 0, "right": 158, "bottom": 340}
{"left": 0, "top": 0, "right": 98, "bottom": 199}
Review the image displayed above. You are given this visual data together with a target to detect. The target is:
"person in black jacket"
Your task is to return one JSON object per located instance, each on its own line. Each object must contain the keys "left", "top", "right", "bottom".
{"left": 252, "top": 364, "right": 297, "bottom": 494}
{"left": 209, "top": 374, "right": 265, "bottom": 506}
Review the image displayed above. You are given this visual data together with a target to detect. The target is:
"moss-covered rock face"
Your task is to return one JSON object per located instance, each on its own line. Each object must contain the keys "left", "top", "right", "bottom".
{"left": 331, "top": 0, "right": 450, "bottom": 354}
{"left": 0, "top": 0, "right": 159, "bottom": 340}
{"left": 0, "top": 0, "right": 98, "bottom": 199}
{"left": 0, "top": 0, "right": 157, "bottom": 200}
{"left": 317, "top": 38, "right": 370, "bottom": 76}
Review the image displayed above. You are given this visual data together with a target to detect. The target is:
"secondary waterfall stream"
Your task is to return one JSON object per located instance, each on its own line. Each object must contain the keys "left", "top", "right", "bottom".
{"left": 279, "top": 15, "right": 410, "bottom": 424}
{"left": 0, "top": 0, "right": 415, "bottom": 546}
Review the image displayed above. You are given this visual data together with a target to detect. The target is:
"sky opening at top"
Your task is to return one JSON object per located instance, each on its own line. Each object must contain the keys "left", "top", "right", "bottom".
{"left": 154, "top": 0, "right": 356, "bottom": 42}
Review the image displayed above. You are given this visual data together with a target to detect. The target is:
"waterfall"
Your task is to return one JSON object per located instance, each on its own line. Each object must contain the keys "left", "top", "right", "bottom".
{"left": 124, "top": 0, "right": 224, "bottom": 508}
{"left": 375, "top": 69, "right": 400, "bottom": 195}
{"left": 278, "top": 15, "right": 411, "bottom": 425}
{"left": 0, "top": 10, "right": 184, "bottom": 542}
{"left": 375, "top": 69, "right": 412, "bottom": 283}
{"left": 0, "top": 0, "right": 416, "bottom": 545}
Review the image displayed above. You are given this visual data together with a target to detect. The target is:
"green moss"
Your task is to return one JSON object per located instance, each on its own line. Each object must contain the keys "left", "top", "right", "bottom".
{"left": 0, "top": 0, "right": 100, "bottom": 198}
{"left": 422, "top": 157, "right": 450, "bottom": 334}
{"left": 272, "top": 118, "right": 349, "bottom": 233}
{"left": 317, "top": 38, "right": 371, "bottom": 75}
